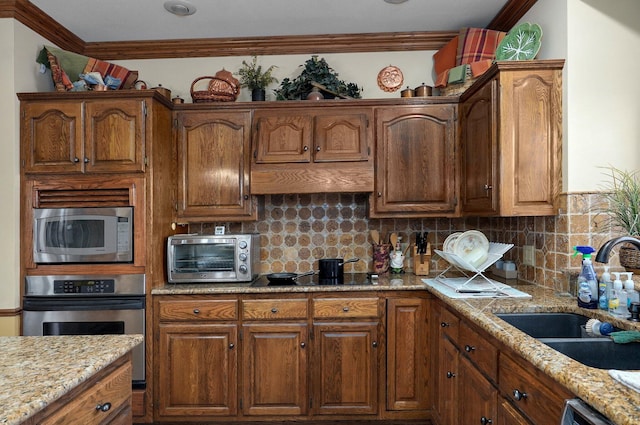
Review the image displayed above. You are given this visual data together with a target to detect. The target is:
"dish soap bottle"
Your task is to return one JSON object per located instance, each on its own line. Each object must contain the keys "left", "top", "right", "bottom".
{"left": 624, "top": 272, "right": 639, "bottom": 311}
{"left": 598, "top": 265, "right": 611, "bottom": 310}
{"left": 574, "top": 246, "right": 598, "bottom": 309}
{"left": 610, "top": 272, "right": 624, "bottom": 316}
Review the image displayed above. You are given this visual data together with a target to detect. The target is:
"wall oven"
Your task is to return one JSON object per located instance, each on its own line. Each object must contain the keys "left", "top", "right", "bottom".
{"left": 33, "top": 207, "right": 134, "bottom": 264}
{"left": 22, "top": 274, "right": 146, "bottom": 388}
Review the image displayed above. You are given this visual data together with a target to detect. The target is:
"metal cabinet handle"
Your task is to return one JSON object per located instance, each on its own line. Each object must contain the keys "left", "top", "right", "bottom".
{"left": 372, "top": 341, "right": 378, "bottom": 348}
{"left": 513, "top": 389, "right": 527, "bottom": 401}
{"left": 303, "top": 146, "right": 309, "bottom": 151}
{"left": 484, "top": 184, "right": 493, "bottom": 190}
{"left": 73, "top": 157, "right": 80, "bottom": 163}
{"left": 446, "top": 371, "right": 456, "bottom": 378}
{"left": 244, "top": 194, "right": 249, "bottom": 200}
{"left": 316, "top": 146, "right": 321, "bottom": 152}
{"left": 480, "top": 417, "right": 493, "bottom": 425}
{"left": 84, "top": 157, "right": 89, "bottom": 163}
{"left": 301, "top": 342, "right": 306, "bottom": 348}
{"left": 342, "top": 306, "right": 350, "bottom": 312}
{"left": 193, "top": 309, "right": 200, "bottom": 314}
{"left": 271, "top": 307, "right": 278, "bottom": 313}
{"left": 377, "top": 192, "right": 382, "bottom": 197}
{"left": 229, "top": 343, "right": 235, "bottom": 349}
{"left": 464, "top": 344, "right": 475, "bottom": 352}
{"left": 441, "top": 322, "right": 450, "bottom": 328}
{"left": 95, "top": 402, "right": 111, "bottom": 412}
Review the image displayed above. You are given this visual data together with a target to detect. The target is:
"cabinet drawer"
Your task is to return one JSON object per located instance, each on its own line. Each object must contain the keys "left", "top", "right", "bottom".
{"left": 41, "top": 361, "right": 132, "bottom": 425}
{"left": 242, "top": 299, "right": 308, "bottom": 320}
{"left": 158, "top": 299, "right": 238, "bottom": 321}
{"left": 499, "top": 352, "right": 573, "bottom": 425}
{"left": 313, "top": 297, "right": 380, "bottom": 318}
{"left": 438, "top": 305, "right": 460, "bottom": 343}
{"left": 459, "top": 321, "right": 498, "bottom": 381}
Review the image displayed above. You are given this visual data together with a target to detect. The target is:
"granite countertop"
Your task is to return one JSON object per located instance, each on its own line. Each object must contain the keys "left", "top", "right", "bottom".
{"left": 154, "top": 273, "right": 640, "bottom": 424}
{"left": 0, "top": 334, "right": 143, "bottom": 425}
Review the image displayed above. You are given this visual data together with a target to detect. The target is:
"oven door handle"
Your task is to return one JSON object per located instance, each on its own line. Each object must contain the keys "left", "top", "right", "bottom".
{"left": 23, "top": 297, "right": 145, "bottom": 311}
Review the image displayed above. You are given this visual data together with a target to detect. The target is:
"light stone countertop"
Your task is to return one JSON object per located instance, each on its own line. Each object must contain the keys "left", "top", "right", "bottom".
{"left": 0, "top": 334, "right": 143, "bottom": 425}
{"left": 154, "top": 273, "right": 640, "bottom": 425}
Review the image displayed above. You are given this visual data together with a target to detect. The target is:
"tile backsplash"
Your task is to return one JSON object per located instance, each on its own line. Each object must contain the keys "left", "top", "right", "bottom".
{"left": 190, "top": 192, "right": 625, "bottom": 292}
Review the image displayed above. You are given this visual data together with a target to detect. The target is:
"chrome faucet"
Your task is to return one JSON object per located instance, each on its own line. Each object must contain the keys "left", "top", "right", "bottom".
{"left": 595, "top": 236, "right": 640, "bottom": 263}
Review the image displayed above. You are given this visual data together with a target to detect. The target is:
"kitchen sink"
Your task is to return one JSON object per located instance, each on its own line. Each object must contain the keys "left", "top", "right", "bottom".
{"left": 496, "top": 312, "right": 591, "bottom": 338}
{"left": 541, "top": 338, "right": 640, "bottom": 370}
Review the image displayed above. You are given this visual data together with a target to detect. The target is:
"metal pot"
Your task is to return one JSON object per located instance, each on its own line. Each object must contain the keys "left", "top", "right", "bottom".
{"left": 414, "top": 83, "right": 432, "bottom": 97}
{"left": 265, "top": 271, "right": 314, "bottom": 285}
{"left": 318, "top": 258, "right": 360, "bottom": 279}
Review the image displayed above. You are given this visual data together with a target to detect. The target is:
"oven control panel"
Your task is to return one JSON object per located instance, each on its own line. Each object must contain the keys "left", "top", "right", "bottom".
{"left": 53, "top": 279, "right": 116, "bottom": 294}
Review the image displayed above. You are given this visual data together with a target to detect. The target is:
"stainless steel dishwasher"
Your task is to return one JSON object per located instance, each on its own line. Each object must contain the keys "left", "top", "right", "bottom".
{"left": 561, "top": 399, "right": 614, "bottom": 425}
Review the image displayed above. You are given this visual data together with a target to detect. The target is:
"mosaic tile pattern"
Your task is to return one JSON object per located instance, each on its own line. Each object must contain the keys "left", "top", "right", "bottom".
{"left": 190, "top": 193, "right": 633, "bottom": 291}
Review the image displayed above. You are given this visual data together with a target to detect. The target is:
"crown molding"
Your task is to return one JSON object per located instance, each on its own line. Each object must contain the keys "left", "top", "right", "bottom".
{"left": 2, "top": 0, "right": 536, "bottom": 60}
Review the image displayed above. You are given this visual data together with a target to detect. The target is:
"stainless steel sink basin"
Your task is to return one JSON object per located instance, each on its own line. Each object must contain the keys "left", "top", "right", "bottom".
{"left": 541, "top": 338, "right": 640, "bottom": 370}
{"left": 496, "top": 312, "right": 640, "bottom": 370}
{"left": 496, "top": 312, "right": 591, "bottom": 338}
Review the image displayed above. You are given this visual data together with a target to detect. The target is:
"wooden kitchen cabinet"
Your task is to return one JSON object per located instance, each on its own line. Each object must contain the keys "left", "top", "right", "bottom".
{"left": 175, "top": 110, "right": 256, "bottom": 221}
{"left": 251, "top": 106, "right": 374, "bottom": 194}
{"left": 459, "top": 354, "right": 498, "bottom": 425}
{"left": 386, "top": 296, "right": 430, "bottom": 412}
{"left": 21, "top": 97, "right": 146, "bottom": 174}
{"left": 371, "top": 104, "right": 459, "bottom": 218}
{"left": 460, "top": 60, "right": 564, "bottom": 216}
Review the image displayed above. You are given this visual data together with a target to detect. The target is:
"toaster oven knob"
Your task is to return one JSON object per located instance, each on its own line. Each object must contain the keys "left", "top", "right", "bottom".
{"left": 239, "top": 265, "right": 248, "bottom": 273}
{"left": 239, "top": 253, "right": 247, "bottom": 261}
{"left": 239, "top": 241, "right": 248, "bottom": 249}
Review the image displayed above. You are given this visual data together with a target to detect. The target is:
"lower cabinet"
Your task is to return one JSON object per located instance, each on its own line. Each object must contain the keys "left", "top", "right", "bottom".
{"left": 153, "top": 292, "right": 431, "bottom": 422}
{"left": 433, "top": 300, "right": 573, "bottom": 425}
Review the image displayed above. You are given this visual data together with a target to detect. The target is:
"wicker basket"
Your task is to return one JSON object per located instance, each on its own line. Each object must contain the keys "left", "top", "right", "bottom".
{"left": 619, "top": 245, "right": 640, "bottom": 273}
{"left": 190, "top": 69, "right": 240, "bottom": 103}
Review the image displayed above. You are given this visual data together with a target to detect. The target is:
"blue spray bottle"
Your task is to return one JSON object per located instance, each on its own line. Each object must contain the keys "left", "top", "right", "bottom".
{"left": 574, "top": 246, "right": 598, "bottom": 309}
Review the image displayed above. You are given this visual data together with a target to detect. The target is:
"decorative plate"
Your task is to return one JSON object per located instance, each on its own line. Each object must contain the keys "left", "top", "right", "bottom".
{"left": 443, "top": 232, "right": 463, "bottom": 253}
{"left": 377, "top": 65, "right": 404, "bottom": 92}
{"left": 496, "top": 22, "right": 543, "bottom": 61}
{"left": 453, "top": 230, "right": 489, "bottom": 267}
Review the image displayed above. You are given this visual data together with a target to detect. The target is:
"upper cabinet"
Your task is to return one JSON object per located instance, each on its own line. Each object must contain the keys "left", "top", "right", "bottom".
{"left": 460, "top": 60, "right": 564, "bottom": 216}
{"left": 176, "top": 110, "right": 256, "bottom": 221}
{"left": 370, "top": 104, "right": 459, "bottom": 218}
{"left": 251, "top": 105, "right": 373, "bottom": 194}
{"left": 21, "top": 96, "right": 148, "bottom": 174}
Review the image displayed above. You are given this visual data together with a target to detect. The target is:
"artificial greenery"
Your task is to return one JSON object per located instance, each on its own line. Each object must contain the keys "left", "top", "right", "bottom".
{"left": 236, "top": 56, "right": 278, "bottom": 90}
{"left": 597, "top": 166, "right": 640, "bottom": 236}
{"left": 274, "top": 56, "right": 362, "bottom": 100}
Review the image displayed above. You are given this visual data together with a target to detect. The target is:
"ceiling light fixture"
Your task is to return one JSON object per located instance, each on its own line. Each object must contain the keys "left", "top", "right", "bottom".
{"left": 384, "top": 0, "right": 409, "bottom": 4}
{"left": 164, "top": 0, "right": 197, "bottom": 16}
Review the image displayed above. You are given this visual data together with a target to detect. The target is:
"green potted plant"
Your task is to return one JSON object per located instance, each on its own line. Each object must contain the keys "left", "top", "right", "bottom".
{"left": 236, "top": 56, "right": 278, "bottom": 101}
{"left": 274, "top": 55, "right": 362, "bottom": 100}
{"left": 597, "top": 166, "right": 640, "bottom": 269}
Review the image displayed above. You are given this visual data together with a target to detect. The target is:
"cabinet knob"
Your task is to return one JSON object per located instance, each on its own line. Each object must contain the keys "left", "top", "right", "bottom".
{"left": 300, "top": 342, "right": 306, "bottom": 348}
{"left": 372, "top": 341, "right": 378, "bottom": 348}
{"left": 464, "top": 344, "right": 475, "bottom": 352}
{"left": 342, "top": 306, "right": 350, "bottom": 312}
{"left": 480, "top": 417, "right": 493, "bottom": 425}
{"left": 271, "top": 307, "right": 279, "bottom": 314}
{"left": 316, "top": 146, "right": 321, "bottom": 152}
{"left": 229, "top": 343, "right": 235, "bottom": 349}
{"left": 73, "top": 157, "right": 80, "bottom": 163}
{"left": 440, "top": 322, "right": 450, "bottom": 328}
{"left": 84, "top": 157, "right": 89, "bottom": 163}
{"left": 193, "top": 309, "right": 200, "bottom": 314}
{"left": 95, "top": 402, "right": 112, "bottom": 412}
{"left": 484, "top": 184, "right": 493, "bottom": 190}
{"left": 513, "top": 389, "right": 528, "bottom": 401}
{"left": 244, "top": 194, "right": 249, "bottom": 200}
{"left": 303, "top": 145, "right": 309, "bottom": 151}
{"left": 377, "top": 192, "right": 382, "bottom": 197}
{"left": 446, "top": 371, "right": 456, "bottom": 378}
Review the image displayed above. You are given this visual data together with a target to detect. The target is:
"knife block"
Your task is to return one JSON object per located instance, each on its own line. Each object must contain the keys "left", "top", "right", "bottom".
{"left": 413, "top": 243, "right": 431, "bottom": 276}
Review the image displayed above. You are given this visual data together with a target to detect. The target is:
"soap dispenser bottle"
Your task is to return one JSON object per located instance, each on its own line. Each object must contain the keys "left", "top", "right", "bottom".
{"left": 598, "top": 265, "right": 611, "bottom": 310}
{"left": 624, "top": 272, "right": 639, "bottom": 310}
{"left": 574, "top": 246, "right": 598, "bottom": 309}
{"left": 610, "top": 272, "right": 625, "bottom": 316}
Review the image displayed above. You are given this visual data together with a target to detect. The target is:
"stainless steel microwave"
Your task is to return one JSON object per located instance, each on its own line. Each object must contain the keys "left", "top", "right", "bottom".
{"left": 33, "top": 207, "right": 134, "bottom": 264}
{"left": 167, "top": 234, "right": 259, "bottom": 283}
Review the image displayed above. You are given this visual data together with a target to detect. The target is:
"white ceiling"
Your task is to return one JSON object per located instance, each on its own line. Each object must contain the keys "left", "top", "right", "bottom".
{"left": 30, "top": 0, "right": 510, "bottom": 43}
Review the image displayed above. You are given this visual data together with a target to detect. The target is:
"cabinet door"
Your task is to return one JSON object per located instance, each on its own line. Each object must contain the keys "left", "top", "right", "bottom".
{"left": 459, "top": 355, "right": 497, "bottom": 425}
{"left": 84, "top": 99, "right": 145, "bottom": 173}
{"left": 437, "top": 337, "right": 459, "bottom": 425}
{"left": 461, "top": 80, "right": 498, "bottom": 215}
{"left": 176, "top": 111, "right": 254, "bottom": 220}
{"left": 498, "top": 399, "right": 533, "bottom": 425}
{"left": 373, "top": 105, "right": 458, "bottom": 217}
{"left": 21, "top": 101, "right": 83, "bottom": 173}
{"left": 157, "top": 323, "right": 238, "bottom": 417}
{"left": 314, "top": 110, "right": 370, "bottom": 162}
{"left": 313, "top": 321, "right": 379, "bottom": 415}
{"left": 253, "top": 110, "right": 313, "bottom": 163}
{"left": 242, "top": 323, "right": 308, "bottom": 416}
{"left": 386, "top": 297, "right": 429, "bottom": 411}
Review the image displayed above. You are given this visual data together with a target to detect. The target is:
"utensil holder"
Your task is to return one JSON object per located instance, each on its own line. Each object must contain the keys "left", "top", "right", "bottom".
{"left": 413, "top": 243, "right": 431, "bottom": 276}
